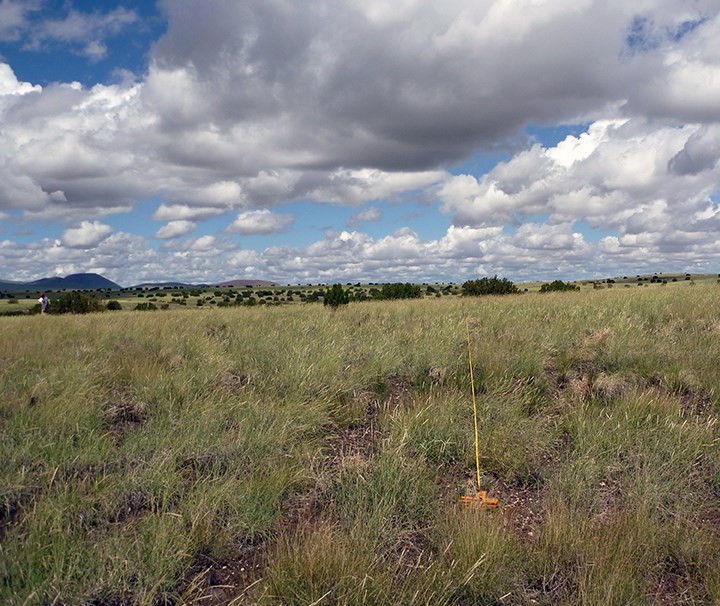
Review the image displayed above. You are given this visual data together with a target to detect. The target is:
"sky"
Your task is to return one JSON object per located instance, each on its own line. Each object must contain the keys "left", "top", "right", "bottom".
{"left": 0, "top": 0, "right": 719, "bottom": 287}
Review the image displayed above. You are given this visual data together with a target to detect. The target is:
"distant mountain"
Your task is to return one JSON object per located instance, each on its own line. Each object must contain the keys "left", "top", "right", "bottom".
{"left": 0, "top": 273, "right": 121, "bottom": 292}
{"left": 216, "top": 279, "right": 278, "bottom": 287}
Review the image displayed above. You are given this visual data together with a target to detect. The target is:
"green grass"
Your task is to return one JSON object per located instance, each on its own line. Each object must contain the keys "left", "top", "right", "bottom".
{"left": 1, "top": 285, "right": 719, "bottom": 604}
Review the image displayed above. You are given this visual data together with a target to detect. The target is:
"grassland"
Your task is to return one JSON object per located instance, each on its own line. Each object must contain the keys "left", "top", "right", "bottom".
{"left": 1, "top": 284, "right": 719, "bottom": 605}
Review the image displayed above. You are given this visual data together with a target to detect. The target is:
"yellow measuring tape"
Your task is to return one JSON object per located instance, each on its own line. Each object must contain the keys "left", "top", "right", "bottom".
{"left": 459, "top": 318, "right": 498, "bottom": 509}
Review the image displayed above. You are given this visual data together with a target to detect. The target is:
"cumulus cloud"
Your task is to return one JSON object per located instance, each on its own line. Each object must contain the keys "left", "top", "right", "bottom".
{"left": 2, "top": 1, "right": 719, "bottom": 218}
{"left": 61, "top": 220, "right": 113, "bottom": 248}
{"left": 152, "top": 204, "right": 227, "bottom": 222}
{"left": 155, "top": 220, "right": 196, "bottom": 240}
{"left": 1, "top": 1, "right": 720, "bottom": 283}
{"left": 227, "top": 209, "right": 294, "bottom": 235}
{"left": 439, "top": 118, "right": 720, "bottom": 265}
{"left": 0, "top": 62, "right": 41, "bottom": 97}
{"left": 188, "top": 235, "right": 216, "bottom": 252}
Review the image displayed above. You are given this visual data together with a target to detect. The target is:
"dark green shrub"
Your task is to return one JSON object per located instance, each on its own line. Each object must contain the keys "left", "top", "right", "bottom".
{"left": 106, "top": 300, "right": 123, "bottom": 310}
{"left": 374, "top": 283, "right": 422, "bottom": 300}
{"left": 323, "top": 284, "right": 350, "bottom": 309}
{"left": 539, "top": 280, "right": 580, "bottom": 293}
{"left": 462, "top": 276, "right": 519, "bottom": 296}
{"left": 134, "top": 302, "right": 158, "bottom": 311}
{"left": 50, "top": 292, "right": 104, "bottom": 314}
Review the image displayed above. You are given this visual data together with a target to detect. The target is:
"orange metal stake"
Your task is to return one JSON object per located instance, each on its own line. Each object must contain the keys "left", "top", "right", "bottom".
{"left": 460, "top": 319, "right": 498, "bottom": 510}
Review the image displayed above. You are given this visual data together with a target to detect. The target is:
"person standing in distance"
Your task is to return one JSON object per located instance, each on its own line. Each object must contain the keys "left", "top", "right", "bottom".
{"left": 38, "top": 292, "right": 49, "bottom": 314}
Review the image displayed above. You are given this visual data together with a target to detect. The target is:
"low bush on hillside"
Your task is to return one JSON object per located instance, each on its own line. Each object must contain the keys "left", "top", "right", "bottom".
{"left": 50, "top": 291, "right": 104, "bottom": 314}
{"left": 539, "top": 279, "right": 580, "bottom": 293}
{"left": 134, "top": 302, "right": 158, "bottom": 311}
{"left": 106, "top": 300, "right": 123, "bottom": 310}
{"left": 462, "top": 275, "right": 519, "bottom": 296}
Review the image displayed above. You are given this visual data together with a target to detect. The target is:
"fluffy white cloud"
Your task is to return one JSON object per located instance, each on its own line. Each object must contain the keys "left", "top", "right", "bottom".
{"left": 155, "top": 220, "right": 196, "bottom": 239}
{"left": 189, "top": 235, "right": 216, "bottom": 252}
{"left": 227, "top": 209, "right": 294, "bottom": 235}
{"left": 439, "top": 119, "right": 720, "bottom": 264}
{"left": 2, "top": 213, "right": 719, "bottom": 287}
{"left": 0, "top": 62, "right": 41, "bottom": 96}
{"left": 152, "top": 204, "right": 227, "bottom": 222}
{"left": 61, "top": 220, "right": 113, "bottom": 248}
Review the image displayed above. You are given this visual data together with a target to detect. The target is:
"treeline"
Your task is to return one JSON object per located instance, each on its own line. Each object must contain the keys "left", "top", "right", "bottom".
{"left": 20, "top": 277, "right": 583, "bottom": 315}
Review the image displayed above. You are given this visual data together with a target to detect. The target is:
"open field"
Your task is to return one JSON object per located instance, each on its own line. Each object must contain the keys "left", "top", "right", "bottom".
{"left": 1, "top": 285, "right": 719, "bottom": 605}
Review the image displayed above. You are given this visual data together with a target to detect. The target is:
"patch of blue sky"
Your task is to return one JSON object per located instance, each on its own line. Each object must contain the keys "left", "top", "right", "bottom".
{"left": 624, "top": 13, "right": 707, "bottom": 56}
{"left": 374, "top": 199, "right": 448, "bottom": 241}
{"left": 525, "top": 123, "right": 590, "bottom": 149}
{"left": 670, "top": 17, "right": 707, "bottom": 42}
{"left": 573, "top": 220, "right": 615, "bottom": 245}
{"left": 6, "top": 212, "right": 62, "bottom": 243}
{"left": 0, "top": 0, "right": 165, "bottom": 86}
{"left": 235, "top": 199, "right": 452, "bottom": 250}
{"left": 625, "top": 15, "right": 657, "bottom": 53}
{"left": 106, "top": 197, "right": 167, "bottom": 241}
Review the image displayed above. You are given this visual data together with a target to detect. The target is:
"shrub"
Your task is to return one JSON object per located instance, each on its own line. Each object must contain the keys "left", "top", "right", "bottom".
{"left": 134, "top": 302, "right": 158, "bottom": 311}
{"left": 374, "top": 283, "right": 423, "bottom": 300}
{"left": 106, "top": 300, "right": 123, "bottom": 311}
{"left": 50, "top": 292, "right": 104, "bottom": 314}
{"left": 323, "top": 284, "right": 350, "bottom": 309}
{"left": 462, "top": 276, "right": 519, "bottom": 296}
{"left": 539, "top": 280, "right": 580, "bottom": 293}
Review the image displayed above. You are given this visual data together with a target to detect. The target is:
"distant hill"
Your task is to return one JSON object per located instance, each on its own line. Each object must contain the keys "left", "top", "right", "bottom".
{"left": 0, "top": 273, "right": 121, "bottom": 292}
{"left": 216, "top": 279, "right": 278, "bottom": 287}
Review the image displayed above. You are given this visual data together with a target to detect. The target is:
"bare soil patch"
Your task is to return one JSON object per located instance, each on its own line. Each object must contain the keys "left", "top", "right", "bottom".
{"left": 102, "top": 395, "right": 147, "bottom": 443}
{"left": 181, "top": 540, "right": 265, "bottom": 606}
